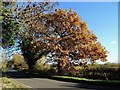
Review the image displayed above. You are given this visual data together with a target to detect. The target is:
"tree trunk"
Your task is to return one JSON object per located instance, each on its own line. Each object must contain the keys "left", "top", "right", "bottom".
{"left": 27, "top": 59, "right": 36, "bottom": 70}
{"left": 58, "top": 60, "right": 63, "bottom": 75}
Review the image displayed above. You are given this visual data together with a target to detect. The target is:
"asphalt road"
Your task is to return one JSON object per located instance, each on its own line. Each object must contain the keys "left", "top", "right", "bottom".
{"left": 6, "top": 68, "right": 120, "bottom": 90}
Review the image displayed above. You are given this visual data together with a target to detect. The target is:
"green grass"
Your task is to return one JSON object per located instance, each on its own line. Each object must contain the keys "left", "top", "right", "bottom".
{"left": 51, "top": 76, "right": 120, "bottom": 86}
{"left": 0, "top": 77, "right": 28, "bottom": 89}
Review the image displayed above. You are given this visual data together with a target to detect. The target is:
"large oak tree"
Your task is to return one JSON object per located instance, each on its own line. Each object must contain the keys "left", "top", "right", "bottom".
{"left": 16, "top": 3, "right": 107, "bottom": 75}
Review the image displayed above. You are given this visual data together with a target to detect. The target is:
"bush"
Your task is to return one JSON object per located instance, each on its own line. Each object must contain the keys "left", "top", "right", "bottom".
{"left": 1, "top": 60, "right": 7, "bottom": 76}
{"left": 0, "top": 52, "right": 7, "bottom": 76}
{"left": 34, "top": 56, "right": 50, "bottom": 71}
{"left": 76, "top": 63, "right": 120, "bottom": 80}
{"left": 11, "top": 54, "right": 28, "bottom": 70}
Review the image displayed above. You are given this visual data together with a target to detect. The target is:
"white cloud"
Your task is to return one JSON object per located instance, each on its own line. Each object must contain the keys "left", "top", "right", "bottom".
{"left": 110, "top": 41, "right": 117, "bottom": 45}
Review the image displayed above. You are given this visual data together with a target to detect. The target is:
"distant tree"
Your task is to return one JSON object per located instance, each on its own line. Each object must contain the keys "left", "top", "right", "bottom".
{"left": 11, "top": 54, "right": 28, "bottom": 69}
{"left": 0, "top": 51, "right": 7, "bottom": 75}
{"left": 12, "top": 54, "right": 24, "bottom": 64}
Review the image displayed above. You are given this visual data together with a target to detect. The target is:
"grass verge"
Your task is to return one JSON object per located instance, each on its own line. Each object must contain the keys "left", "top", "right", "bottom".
{"left": 0, "top": 77, "right": 28, "bottom": 89}
{"left": 50, "top": 76, "right": 120, "bottom": 86}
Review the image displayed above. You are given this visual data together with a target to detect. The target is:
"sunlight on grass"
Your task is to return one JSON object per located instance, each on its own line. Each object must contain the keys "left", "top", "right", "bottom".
{"left": 0, "top": 77, "right": 28, "bottom": 89}
{"left": 52, "top": 76, "right": 120, "bottom": 84}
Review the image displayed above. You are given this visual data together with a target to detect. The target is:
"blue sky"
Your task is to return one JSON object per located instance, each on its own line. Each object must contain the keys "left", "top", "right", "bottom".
{"left": 56, "top": 2, "right": 118, "bottom": 63}
{"left": 17, "top": 0, "right": 120, "bottom": 2}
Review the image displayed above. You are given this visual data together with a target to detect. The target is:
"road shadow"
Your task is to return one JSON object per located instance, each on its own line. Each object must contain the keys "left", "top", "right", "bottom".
{"left": 58, "top": 83, "right": 120, "bottom": 90}
{"left": 5, "top": 68, "right": 33, "bottom": 79}
{"left": 6, "top": 71, "right": 32, "bottom": 79}
{"left": 5, "top": 68, "right": 54, "bottom": 79}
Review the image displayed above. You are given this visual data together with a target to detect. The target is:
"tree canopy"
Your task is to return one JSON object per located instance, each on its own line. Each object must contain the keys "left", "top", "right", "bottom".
{"left": 1, "top": 2, "right": 108, "bottom": 75}
{"left": 15, "top": 2, "right": 108, "bottom": 74}
{"left": 1, "top": 2, "right": 20, "bottom": 48}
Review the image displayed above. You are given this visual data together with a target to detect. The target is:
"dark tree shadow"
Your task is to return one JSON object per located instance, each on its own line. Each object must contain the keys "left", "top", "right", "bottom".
{"left": 58, "top": 83, "right": 120, "bottom": 90}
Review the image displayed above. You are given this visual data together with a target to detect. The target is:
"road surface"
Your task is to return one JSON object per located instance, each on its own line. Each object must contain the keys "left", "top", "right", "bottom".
{"left": 5, "top": 68, "right": 119, "bottom": 90}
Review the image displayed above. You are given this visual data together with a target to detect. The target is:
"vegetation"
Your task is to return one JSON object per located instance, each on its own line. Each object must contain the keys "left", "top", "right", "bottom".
{"left": 51, "top": 76, "right": 120, "bottom": 86}
{"left": 1, "top": 1, "right": 119, "bottom": 85}
{"left": 34, "top": 55, "right": 50, "bottom": 71}
{"left": 13, "top": 2, "right": 108, "bottom": 76}
{"left": 0, "top": 52, "right": 7, "bottom": 76}
{"left": 1, "top": 2, "right": 20, "bottom": 48}
{"left": 1, "top": 77, "right": 28, "bottom": 89}
{"left": 54, "top": 63, "right": 120, "bottom": 80}
{"left": 15, "top": 2, "right": 58, "bottom": 70}
{"left": 1, "top": 60, "right": 7, "bottom": 75}
{"left": 10, "top": 54, "right": 28, "bottom": 70}
{"left": 75, "top": 63, "right": 120, "bottom": 80}
{"left": 20, "top": 63, "right": 120, "bottom": 80}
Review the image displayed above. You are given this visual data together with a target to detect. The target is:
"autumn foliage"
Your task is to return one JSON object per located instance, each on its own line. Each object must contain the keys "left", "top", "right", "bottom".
{"left": 15, "top": 2, "right": 108, "bottom": 75}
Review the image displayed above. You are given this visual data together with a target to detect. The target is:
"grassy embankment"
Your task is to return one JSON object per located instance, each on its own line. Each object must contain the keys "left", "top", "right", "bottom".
{"left": 0, "top": 77, "right": 28, "bottom": 89}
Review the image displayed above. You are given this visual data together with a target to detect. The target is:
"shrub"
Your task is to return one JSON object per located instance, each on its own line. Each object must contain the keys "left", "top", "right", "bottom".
{"left": 11, "top": 54, "right": 28, "bottom": 70}
{"left": 76, "top": 63, "right": 120, "bottom": 80}
{"left": 34, "top": 56, "right": 50, "bottom": 71}
{"left": 1, "top": 61, "right": 7, "bottom": 74}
